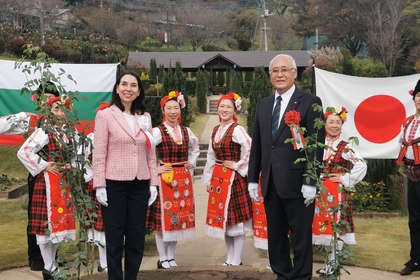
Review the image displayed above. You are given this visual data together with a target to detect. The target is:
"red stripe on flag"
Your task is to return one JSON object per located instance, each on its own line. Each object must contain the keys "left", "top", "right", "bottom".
{"left": 0, "top": 120, "right": 95, "bottom": 146}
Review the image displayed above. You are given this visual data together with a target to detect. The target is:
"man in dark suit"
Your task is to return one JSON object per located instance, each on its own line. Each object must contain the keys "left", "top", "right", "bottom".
{"left": 248, "top": 54, "right": 324, "bottom": 280}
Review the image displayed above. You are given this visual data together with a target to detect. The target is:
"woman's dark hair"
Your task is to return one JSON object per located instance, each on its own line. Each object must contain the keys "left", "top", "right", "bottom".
{"left": 111, "top": 70, "right": 146, "bottom": 115}
{"left": 36, "top": 81, "right": 60, "bottom": 97}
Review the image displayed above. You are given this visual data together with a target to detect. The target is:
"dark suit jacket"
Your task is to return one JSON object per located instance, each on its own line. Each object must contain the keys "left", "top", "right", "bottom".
{"left": 248, "top": 88, "right": 325, "bottom": 198}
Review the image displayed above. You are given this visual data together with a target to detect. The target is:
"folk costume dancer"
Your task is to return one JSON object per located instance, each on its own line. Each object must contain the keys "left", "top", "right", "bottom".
{"left": 397, "top": 79, "right": 420, "bottom": 276}
{"left": 17, "top": 96, "right": 76, "bottom": 280}
{"left": 313, "top": 106, "right": 367, "bottom": 276}
{"left": 147, "top": 91, "right": 199, "bottom": 269}
{"left": 202, "top": 92, "right": 253, "bottom": 266}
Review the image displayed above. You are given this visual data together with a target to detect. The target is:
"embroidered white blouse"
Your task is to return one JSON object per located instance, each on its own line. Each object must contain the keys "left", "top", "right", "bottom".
{"left": 201, "top": 122, "right": 252, "bottom": 185}
{"left": 324, "top": 137, "right": 367, "bottom": 191}
{"left": 0, "top": 112, "right": 29, "bottom": 135}
{"left": 17, "top": 127, "right": 70, "bottom": 176}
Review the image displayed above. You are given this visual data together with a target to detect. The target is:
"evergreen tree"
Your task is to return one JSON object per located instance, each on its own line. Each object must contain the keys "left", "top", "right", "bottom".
{"left": 196, "top": 70, "right": 207, "bottom": 113}
{"left": 158, "top": 64, "right": 165, "bottom": 87}
{"left": 243, "top": 71, "right": 253, "bottom": 99}
{"left": 230, "top": 70, "right": 243, "bottom": 97}
{"left": 149, "top": 58, "right": 157, "bottom": 84}
{"left": 174, "top": 61, "right": 185, "bottom": 93}
{"left": 217, "top": 71, "right": 225, "bottom": 87}
{"left": 211, "top": 71, "right": 217, "bottom": 89}
{"left": 247, "top": 66, "right": 272, "bottom": 136}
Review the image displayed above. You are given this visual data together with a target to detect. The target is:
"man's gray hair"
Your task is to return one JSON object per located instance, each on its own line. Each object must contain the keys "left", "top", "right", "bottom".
{"left": 269, "top": 54, "right": 297, "bottom": 72}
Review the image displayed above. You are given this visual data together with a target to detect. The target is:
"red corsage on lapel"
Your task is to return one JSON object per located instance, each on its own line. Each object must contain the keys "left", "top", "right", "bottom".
{"left": 285, "top": 110, "right": 305, "bottom": 150}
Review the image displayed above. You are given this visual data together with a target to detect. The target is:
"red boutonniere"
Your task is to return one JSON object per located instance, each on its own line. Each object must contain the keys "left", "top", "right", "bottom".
{"left": 284, "top": 110, "right": 305, "bottom": 150}
{"left": 285, "top": 110, "right": 301, "bottom": 127}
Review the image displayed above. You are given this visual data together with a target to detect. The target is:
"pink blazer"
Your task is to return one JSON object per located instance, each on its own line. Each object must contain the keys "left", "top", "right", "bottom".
{"left": 92, "top": 105, "right": 159, "bottom": 188}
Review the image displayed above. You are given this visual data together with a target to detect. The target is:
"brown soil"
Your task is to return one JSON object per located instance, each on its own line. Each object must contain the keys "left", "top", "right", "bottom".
{"left": 85, "top": 268, "right": 322, "bottom": 280}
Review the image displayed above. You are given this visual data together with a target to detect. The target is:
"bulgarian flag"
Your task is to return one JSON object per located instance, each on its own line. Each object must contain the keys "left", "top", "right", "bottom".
{"left": 0, "top": 59, "right": 118, "bottom": 145}
{"left": 315, "top": 67, "right": 420, "bottom": 159}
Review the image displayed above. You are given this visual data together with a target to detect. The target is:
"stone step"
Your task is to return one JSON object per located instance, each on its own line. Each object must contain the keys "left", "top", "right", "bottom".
{"left": 196, "top": 157, "right": 207, "bottom": 166}
{"left": 194, "top": 166, "right": 204, "bottom": 176}
{"left": 199, "top": 142, "right": 209, "bottom": 150}
{"left": 199, "top": 150, "right": 207, "bottom": 158}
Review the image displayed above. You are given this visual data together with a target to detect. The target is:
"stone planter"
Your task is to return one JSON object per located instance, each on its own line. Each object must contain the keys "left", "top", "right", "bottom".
{"left": 0, "top": 183, "right": 28, "bottom": 199}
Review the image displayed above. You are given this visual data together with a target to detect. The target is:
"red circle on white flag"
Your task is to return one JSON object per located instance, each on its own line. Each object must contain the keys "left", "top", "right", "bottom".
{"left": 354, "top": 95, "right": 405, "bottom": 144}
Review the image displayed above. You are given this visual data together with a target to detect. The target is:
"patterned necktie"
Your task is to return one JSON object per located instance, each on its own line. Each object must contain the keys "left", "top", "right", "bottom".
{"left": 271, "top": 96, "right": 282, "bottom": 138}
{"left": 408, "top": 118, "right": 419, "bottom": 143}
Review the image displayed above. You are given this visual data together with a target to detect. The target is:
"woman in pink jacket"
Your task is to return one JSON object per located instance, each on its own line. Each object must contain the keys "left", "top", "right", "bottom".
{"left": 93, "top": 70, "right": 159, "bottom": 280}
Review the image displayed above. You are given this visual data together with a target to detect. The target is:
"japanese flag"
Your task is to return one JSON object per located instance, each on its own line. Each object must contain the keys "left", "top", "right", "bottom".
{"left": 315, "top": 67, "right": 420, "bottom": 159}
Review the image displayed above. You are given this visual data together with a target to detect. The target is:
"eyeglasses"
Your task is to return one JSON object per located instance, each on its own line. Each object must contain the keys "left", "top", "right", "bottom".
{"left": 270, "top": 68, "right": 295, "bottom": 76}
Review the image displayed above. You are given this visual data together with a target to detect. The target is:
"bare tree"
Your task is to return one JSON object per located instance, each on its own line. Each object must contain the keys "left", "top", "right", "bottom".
{"left": 175, "top": 4, "right": 226, "bottom": 51}
{"left": 0, "top": 0, "right": 65, "bottom": 44}
{"left": 361, "top": 0, "right": 404, "bottom": 76}
{"left": 269, "top": 15, "right": 302, "bottom": 50}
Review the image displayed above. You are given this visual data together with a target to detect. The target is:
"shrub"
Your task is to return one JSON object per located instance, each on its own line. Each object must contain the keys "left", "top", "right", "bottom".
{"left": 185, "top": 78, "right": 196, "bottom": 96}
{"left": 0, "top": 174, "right": 20, "bottom": 191}
{"left": 68, "top": 51, "right": 81, "bottom": 63}
{"left": 196, "top": 71, "right": 207, "bottom": 113}
{"left": 0, "top": 38, "right": 5, "bottom": 53}
{"left": 51, "top": 49, "right": 69, "bottom": 62}
{"left": 81, "top": 42, "right": 95, "bottom": 63}
{"left": 41, "top": 44, "right": 55, "bottom": 56}
{"left": 95, "top": 55, "right": 108, "bottom": 63}
{"left": 352, "top": 181, "right": 391, "bottom": 212}
{"left": 144, "top": 96, "right": 161, "bottom": 127}
{"left": 202, "top": 43, "right": 225, "bottom": 51}
{"left": 10, "top": 36, "right": 27, "bottom": 56}
{"left": 145, "top": 87, "right": 158, "bottom": 96}
{"left": 351, "top": 57, "right": 388, "bottom": 77}
{"left": 145, "top": 83, "right": 163, "bottom": 96}
{"left": 217, "top": 71, "right": 225, "bottom": 86}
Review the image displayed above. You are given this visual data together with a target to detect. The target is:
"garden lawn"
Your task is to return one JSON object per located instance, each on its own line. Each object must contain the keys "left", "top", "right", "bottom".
{"left": 0, "top": 197, "right": 157, "bottom": 271}
{"left": 0, "top": 146, "right": 28, "bottom": 179}
{"left": 351, "top": 216, "right": 410, "bottom": 272}
{"left": 188, "top": 113, "right": 209, "bottom": 138}
{"left": 313, "top": 216, "right": 410, "bottom": 273}
{"left": 0, "top": 197, "right": 28, "bottom": 270}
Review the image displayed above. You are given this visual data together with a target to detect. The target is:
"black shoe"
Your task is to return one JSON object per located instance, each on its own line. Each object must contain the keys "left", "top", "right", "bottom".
{"left": 29, "top": 259, "right": 44, "bottom": 271}
{"left": 42, "top": 269, "right": 53, "bottom": 280}
{"left": 400, "top": 260, "right": 420, "bottom": 276}
{"left": 97, "top": 265, "right": 107, "bottom": 272}
{"left": 157, "top": 260, "right": 169, "bottom": 269}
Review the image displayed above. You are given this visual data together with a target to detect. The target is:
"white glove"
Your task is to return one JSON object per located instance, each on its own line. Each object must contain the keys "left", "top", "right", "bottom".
{"left": 96, "top": 187, "right": 108, "bottom": 207}
{"left": 301, "top": 184, "right": 317, "bottom": 205}
{"left": 248, "top": 183, "right": 259, "bottom": 202}
{"left": 148, "top": 186, "right": 158, "bottom": 206}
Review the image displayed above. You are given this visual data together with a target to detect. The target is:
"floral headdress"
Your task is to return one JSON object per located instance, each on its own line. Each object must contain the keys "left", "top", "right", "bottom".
{"left": 160, "top": 91, "right": 186, "bottom": 109}
{"left": 160, "top": 91, "right": 185, "bottom": 124}
{"left": 324, "top": 106, "right": 347, "bottom": 122}
{"left": 217, "top": 92, "right": 242, "bottom": 111}
{"left": 409, "top": 79, "right": 420, "bottom": 100}
{"left": 47, "top": 95, "right": 73, "bottom": 109}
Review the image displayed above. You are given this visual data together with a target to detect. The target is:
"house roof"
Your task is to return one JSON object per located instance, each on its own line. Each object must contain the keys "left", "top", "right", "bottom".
{"left": 127, "top": 51, "right": 311, "bottom": 71}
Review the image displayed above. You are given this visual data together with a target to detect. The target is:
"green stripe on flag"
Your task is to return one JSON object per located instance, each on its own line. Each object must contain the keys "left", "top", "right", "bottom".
{"left": 0, "top": 89, "right": 111, "bottom": 120}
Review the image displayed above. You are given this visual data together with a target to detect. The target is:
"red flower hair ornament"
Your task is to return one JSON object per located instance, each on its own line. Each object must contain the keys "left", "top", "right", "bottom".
{"left": 160, "top": 91, "right": 186, "bottom": 109}
{"left": 217, "top": 92, "right": 242, "bottom": 111}
{"left": 47, "top": 95, "right": 73, "bottom": 109}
